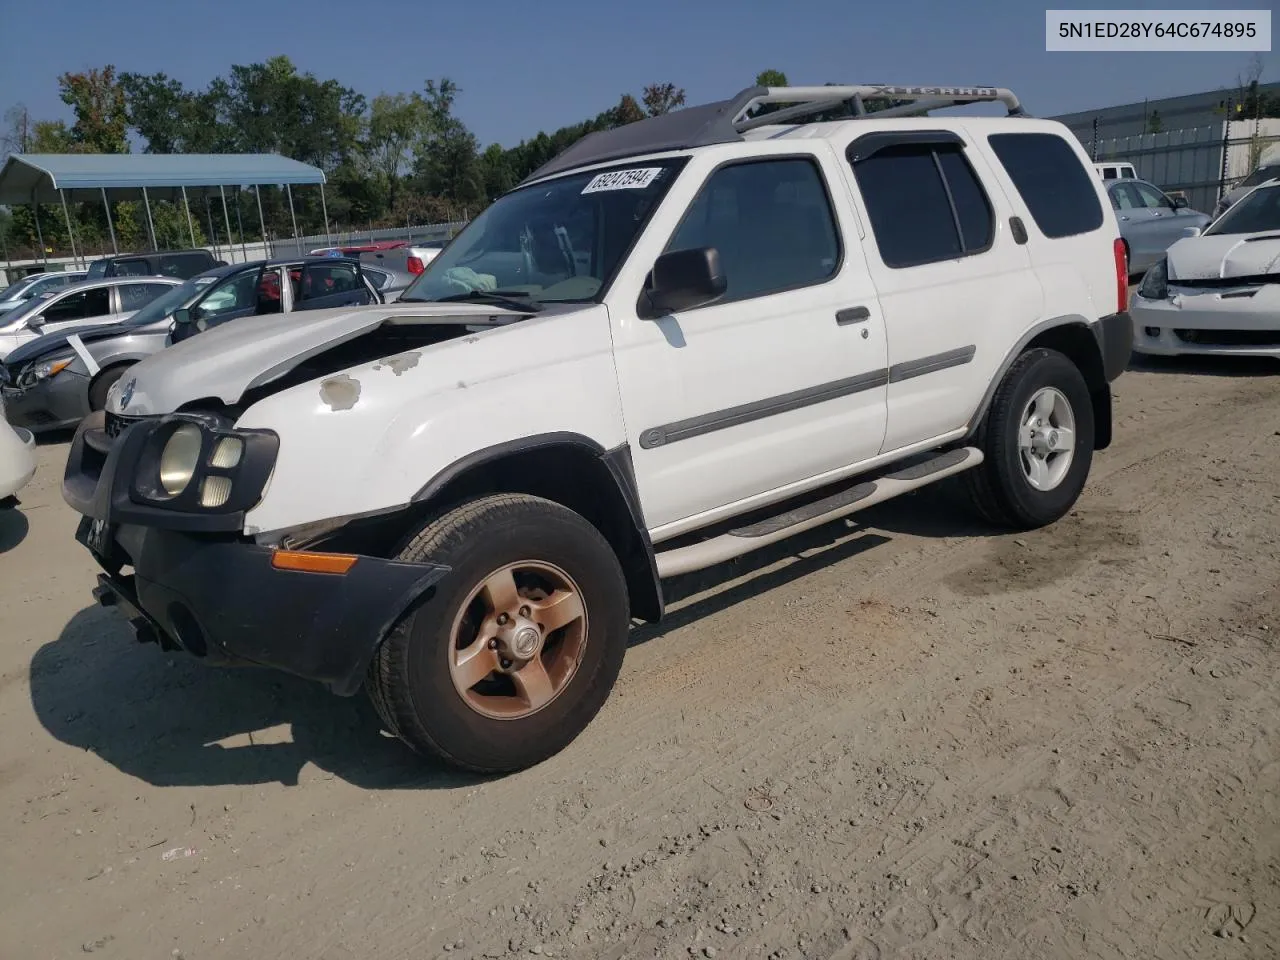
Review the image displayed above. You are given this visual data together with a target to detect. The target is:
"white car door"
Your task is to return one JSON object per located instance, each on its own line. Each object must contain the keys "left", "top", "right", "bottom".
{"left": 839, "top": 127, "right": 1043, "bottom": 453}
{"left": 608, "top": 145, "right": 890, "bottom": 537}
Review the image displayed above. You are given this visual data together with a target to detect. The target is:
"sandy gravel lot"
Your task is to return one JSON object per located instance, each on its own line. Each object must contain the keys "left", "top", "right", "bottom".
{"left": 2, "top": 354, "right": 1279, "bottom": 960}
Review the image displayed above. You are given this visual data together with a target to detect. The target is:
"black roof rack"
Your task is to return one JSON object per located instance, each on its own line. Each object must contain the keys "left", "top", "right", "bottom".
{"left": 521, "top": 85, "right": 1026, "bottom": 185}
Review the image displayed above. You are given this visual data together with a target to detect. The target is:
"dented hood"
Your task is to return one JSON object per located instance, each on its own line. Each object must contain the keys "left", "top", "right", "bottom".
{"left": 108, "top": 301, "right": 548, "bottom": 417}
{"left": 1167, "top": 232, "right": 1280, "bottom": 281}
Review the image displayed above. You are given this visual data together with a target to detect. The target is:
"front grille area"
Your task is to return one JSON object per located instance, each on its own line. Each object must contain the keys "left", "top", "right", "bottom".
{"left": 1174, "top": 328, "right": 1280, "bottom": 348}
{"left": 104, "top": 411, "right": 146, "bottom": 438}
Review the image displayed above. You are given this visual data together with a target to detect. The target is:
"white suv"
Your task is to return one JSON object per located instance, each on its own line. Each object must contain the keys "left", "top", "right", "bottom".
{"left": 62, "top": 85, "right": 1133, "bottom": 773}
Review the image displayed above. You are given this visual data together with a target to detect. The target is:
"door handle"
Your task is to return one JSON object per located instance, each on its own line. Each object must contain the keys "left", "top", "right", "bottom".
{"left": 836, "top": 306, "right": 870, "bottom": 325}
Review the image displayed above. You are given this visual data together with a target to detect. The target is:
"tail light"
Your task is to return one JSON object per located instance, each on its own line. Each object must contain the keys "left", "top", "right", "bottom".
{"left": 1113, "top": 237, "right": 1128, "bottom": 313}
{"left": 407, "top": 256, "right": 425, "bottom": 274}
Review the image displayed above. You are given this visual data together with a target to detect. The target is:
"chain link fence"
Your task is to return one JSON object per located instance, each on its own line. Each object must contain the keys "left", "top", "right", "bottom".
{"left": 266, "top": 221, "right": 468, "bottom": 259}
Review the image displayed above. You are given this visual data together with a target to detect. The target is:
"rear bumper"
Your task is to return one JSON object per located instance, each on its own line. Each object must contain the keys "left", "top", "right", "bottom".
{"left": 1094, "top": 311, "right": 1134, "bottom": 382}
{"left": 81, "top": 519, "right": 449, "bottom": 695}
{"left": 0, "top": 417, "right": 36, "bottom": 500}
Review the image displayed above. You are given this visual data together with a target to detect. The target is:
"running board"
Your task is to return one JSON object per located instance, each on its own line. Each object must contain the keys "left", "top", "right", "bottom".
{"left": 654, "top": 446, "right": 983, "bottom": 578}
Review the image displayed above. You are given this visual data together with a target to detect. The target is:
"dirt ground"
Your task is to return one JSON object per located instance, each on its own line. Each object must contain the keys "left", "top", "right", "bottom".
{"left": 3, "top": 354, "right": 1280, "bottom": 960}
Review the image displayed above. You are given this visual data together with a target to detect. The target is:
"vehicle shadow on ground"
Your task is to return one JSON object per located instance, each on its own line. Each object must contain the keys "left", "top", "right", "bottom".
{"left": 30, "top": 605, "right": 484, "bottom": 791}
{"left": 0, "top": 506, "right": 30, "bottom": 553}
{"left": 33, "top": 427, "right": 75, "bottom": 446}
{"left": 634, "top": 485, "right": 987, "bottom": 647}
{"left": 1128, "top": 354, "right": 1280, "bottom": 377}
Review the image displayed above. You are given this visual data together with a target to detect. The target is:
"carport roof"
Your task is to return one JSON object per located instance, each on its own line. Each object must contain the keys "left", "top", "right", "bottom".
{"left": 0, "top": 153, "right": 326, "bottom": 205}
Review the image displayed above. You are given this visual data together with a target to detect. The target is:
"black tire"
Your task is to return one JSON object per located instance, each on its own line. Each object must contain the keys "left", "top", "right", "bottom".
{"left": 87, "top": 363, "right": 132, "bottom": 412}
{"left": 367, "top": 493, "right": 630, "bottom": 773}
{"left": 965, "top": 347, "right": 1095, "bottom": 530}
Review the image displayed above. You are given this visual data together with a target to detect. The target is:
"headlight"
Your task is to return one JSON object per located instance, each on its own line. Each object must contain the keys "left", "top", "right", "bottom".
{"left": 27, "top": 358, "right": 72, "bottom": 384}
{"left": 126, "top": 415, "right": 279, "bottom": 521}
{"left": 158, "top": 423, "right": 202, "bottom": 496}
{"left": 1138, "top": 259, "right": 1168, "bottom": 300}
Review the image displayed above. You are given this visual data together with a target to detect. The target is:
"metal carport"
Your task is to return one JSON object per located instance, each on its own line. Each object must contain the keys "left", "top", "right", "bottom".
{"left": 0, "top": 153, "right": 329, "bottom": 265}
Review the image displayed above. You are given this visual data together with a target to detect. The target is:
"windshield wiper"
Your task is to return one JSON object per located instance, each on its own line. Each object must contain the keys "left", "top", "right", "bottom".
{"left": 424, "top": 289, "right": 545, "bottom": 312}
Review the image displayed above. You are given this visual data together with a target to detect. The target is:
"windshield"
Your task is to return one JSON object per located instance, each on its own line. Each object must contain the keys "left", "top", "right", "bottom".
{"left": 1204, "top": 184, "right": 1280, "bottom": 236}
{"left": 399, "top": 159, "right": 686, "bottom": 305}
{"left": 1240, "top": 165, "right": 1280, "bottom": 190}
{"left": 123, "top": 275, "right": 218, "bottom": 326}
{"left": 0, "top": 291, "right": 55, "bottom": 329}
{"left": 86, "top": 259, "right": 110, "bottom": 280}
{"left": 1, "top": 275, "right": 48, "bottom": 301}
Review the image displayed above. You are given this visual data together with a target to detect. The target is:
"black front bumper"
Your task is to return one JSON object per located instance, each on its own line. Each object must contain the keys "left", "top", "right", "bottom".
{"left": 1, "top": 371, "right": 90, "bottom": 432}
{"left": 1095, "top": 310, "right": 1134, "bottom": 382}
{"left": 66, "top": 411, "right": 449, "bottom": 696}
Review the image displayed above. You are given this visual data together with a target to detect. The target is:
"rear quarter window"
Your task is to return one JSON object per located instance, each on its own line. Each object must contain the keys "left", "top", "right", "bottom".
{"left": 987, "top": 132, "right": 1104, "bottom": 239}
{"left": 158, "top": 253, "right": 213, "bottom": 279}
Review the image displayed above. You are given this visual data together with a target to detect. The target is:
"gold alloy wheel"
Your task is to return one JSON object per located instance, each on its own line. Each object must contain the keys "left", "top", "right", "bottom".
{"left": 447, "top": 560, "right": 588, "bottom": 720}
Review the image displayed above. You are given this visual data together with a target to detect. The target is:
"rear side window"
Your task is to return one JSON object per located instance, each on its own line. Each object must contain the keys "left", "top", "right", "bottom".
{"left": 158, "top": 253, "right": 211, "bottom": 279}
{"left": 112, "top": 258, "right": 153, "bottom": 277}
{"left": 987, "top": 132, "right": 1104, "bottom": 239}
{"left": 299, "top": 262, "right": 362, "bottom": 300}
{"left": 119, "top": 282, "right": 173, "bottom": 311}
{"left": 849, "top": 142, "right": 994, "bottom": 269}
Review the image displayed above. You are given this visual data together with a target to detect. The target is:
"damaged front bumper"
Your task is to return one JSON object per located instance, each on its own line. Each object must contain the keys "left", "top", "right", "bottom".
{"left": 65, "top": 410, "right": 449, "bottom": 695}
{"left": 1132, "top": 283, "right": 1280, "bottom": 357}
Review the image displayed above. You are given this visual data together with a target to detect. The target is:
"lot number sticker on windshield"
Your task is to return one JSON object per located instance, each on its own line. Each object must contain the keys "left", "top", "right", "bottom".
{"left": 582, "top": 168, "right": 662, "bottom": 194}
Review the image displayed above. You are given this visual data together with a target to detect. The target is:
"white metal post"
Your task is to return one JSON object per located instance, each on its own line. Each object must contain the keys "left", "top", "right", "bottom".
{"left": 255, "top": 186, "right": 268, "bottom": 254}
{"left": 285, "top": 183, "right": 299, "bottom": 251}
{"left": 235, "top": 187, "right": 249, "bottom": 262}
{"left": 32, "top": 191, "right": 47, "bottom": 265}
{"left": 319, "top": 183, "right": 332, "bottom": 247}
{"left": 142, "top": 186, "right": 157, "bottom": 249}
{"left": 101, "top": 187, "right": 118, "bottom": 254}
{"left": 181, "top": 186, "right": 197, "bottom": 247}
{"left": 59, "top": 189, "right": 80, "bottom": 267}
{"left": 219, "top": 185, "right": 235, "bottom": 262}
{"left": 204, "top": 194, "right": 219, "bottom": 260}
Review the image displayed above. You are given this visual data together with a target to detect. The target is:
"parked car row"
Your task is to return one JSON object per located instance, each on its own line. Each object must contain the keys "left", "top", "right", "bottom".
{"left": 1, "top": 256, "right": 383, "bottom": 432}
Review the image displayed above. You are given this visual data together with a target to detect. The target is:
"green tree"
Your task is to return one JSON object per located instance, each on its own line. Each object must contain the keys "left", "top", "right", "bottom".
{"left": 642, "top": 83, "right": 686, "bottom": 117}
{"left": 365, "top": 92, "right": 428, "bottom": 212}
{"left": 59, "top": 65, "right": 128, "bottom": 153}
{"left": 755, "top": 69, "right": 789, "bottom": 88}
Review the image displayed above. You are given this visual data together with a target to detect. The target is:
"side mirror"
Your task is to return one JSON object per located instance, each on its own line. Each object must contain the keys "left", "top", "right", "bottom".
{"left": 24, "top": 313, "right": 44, "bottom": 330}
{"left": 1182, "top": 226, "right": 1203, "bottom": 238}
{"left": 172, "top": 307, "right": 192, "bottom": 326}
{"left": 1172, "top": 195, "right": 1188, "bottom": 209}
{"left": 641, "top": 247, "right": 727, "bottom": 318}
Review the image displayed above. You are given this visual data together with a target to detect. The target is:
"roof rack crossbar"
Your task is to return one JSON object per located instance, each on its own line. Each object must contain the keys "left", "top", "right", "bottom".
{"left": 519, "top": 84, "right": 1025, "bottom": 186}
{"left": 731, "top": 85, "right": 1025, "bottom": 131}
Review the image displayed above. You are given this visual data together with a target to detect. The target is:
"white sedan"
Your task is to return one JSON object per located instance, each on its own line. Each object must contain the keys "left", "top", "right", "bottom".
{"left": 1132, "top": 179, "right": 1280, "bottom": 358}
{"left": 0, "top": 396, "right": 36, "bottom": 505}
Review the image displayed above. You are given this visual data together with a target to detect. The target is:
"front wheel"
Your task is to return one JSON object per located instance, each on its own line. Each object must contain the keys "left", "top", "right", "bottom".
{"left": 965, "top": 347, "right": 1095, "bottom": 529}
{"left": 88, "top": 363, "right": 133, "bottom": 412}
{"left": 367, "top": 493, "right": 630, "bottom": 773}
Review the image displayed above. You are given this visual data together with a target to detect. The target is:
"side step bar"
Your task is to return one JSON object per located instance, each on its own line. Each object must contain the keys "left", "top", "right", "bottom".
{"left": 654, "top": 446, "right": 983, "bottom": 578}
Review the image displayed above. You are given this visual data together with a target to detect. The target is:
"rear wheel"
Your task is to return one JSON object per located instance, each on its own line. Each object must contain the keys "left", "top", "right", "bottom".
{"left": 367, "top": 493, "right": 630, "bottom": 773}
{"left": 87, "top": 363, "right": 132, "bottom": 412}
{"left": 965, "top": 347, "right": 1095, "bottom": 529}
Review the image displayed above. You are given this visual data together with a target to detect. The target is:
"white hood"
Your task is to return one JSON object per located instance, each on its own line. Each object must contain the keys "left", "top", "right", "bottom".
{"left": 1166, "top": 232, "right": 1280, "bottom": 281}
{"left": 108, "top": 301, "right": 557, "bottom": 417}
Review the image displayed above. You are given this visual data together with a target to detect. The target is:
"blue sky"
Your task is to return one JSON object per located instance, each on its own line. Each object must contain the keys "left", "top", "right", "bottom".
{"left": 0, "top": 0, "right": 1272, "bottom": 150}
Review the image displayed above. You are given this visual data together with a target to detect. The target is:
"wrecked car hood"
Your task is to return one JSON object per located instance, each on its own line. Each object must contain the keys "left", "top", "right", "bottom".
{"left": 1167, "top": 232, "right": 1280, "bottom": 281}
{"left": 108, "top": 301, "right": 556, "bottom": 416}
